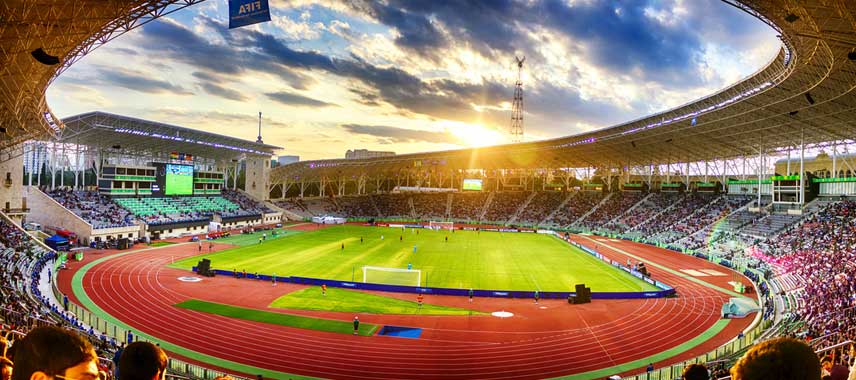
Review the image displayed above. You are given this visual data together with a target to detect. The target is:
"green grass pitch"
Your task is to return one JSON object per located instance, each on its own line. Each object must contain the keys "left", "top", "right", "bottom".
{"left": 171, "top": 225, "right": 657, "bottom": 292}
{"left": 269, "top": 286, "right": 486, "bottom": 316}
{"left": 175, "top": 299, "right": 379, "bottom": 336}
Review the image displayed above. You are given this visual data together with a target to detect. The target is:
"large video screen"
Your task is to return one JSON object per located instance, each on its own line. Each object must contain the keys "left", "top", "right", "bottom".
{"left": 462, "top": 179, "right": 483, "bottom": 191}
{"left": 165, "top": 164, "right": 194, "bottom": 195}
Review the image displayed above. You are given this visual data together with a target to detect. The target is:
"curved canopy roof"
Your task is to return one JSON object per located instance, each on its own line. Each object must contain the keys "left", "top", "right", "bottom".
{"left": 58, "top": 111, "right": 280, "bottom": 160}
{"left": 3, "top": 1, "right": 856, "bottom": 181}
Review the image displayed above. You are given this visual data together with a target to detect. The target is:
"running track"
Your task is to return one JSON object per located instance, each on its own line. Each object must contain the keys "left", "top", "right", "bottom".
{"left": 60, "top": 236, "right": 755, "bottom": 380}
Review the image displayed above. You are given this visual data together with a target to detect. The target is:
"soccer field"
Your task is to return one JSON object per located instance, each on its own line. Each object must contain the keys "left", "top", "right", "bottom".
{"left": 171, "top": 225, "right": 657, "bottom": 292}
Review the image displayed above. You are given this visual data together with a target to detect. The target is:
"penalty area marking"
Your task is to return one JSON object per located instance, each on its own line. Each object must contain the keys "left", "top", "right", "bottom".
{"left": 491, "top": 311, "right": 514, "bottom": 318}
{"left": 177, "top": 276, "right": 203, "bottom": 283}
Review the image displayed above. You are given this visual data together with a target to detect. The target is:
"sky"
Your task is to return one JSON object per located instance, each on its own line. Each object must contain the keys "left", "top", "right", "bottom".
{"left": 47, "top": 0, "right": 781, "bottom": 161}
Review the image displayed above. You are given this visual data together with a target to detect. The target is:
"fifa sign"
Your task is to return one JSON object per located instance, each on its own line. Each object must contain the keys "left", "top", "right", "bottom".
{"left": 228, "top": 0, "right": 271, "bottom": 29}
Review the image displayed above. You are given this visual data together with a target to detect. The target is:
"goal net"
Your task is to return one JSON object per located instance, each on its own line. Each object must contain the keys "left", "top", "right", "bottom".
{"left": 362, "top": 266, "right": 421, "bottom": 287}
{"left": 429, "top": 221, "right": 454, "bottom": 231}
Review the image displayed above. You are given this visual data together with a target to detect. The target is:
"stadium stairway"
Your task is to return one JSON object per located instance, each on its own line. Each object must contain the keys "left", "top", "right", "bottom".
{"left": 538, "top": 192, "right": 574, "bottom": 227}
{"left": 569, "top": 192, "right": 613, "bottom": 228}
{"left": 477, "top": 191, "right": 495, "bottom": 221}
{"left": 506, "top": 191, "right": 538, "bottom": 225}
{"left": 407, "top": 196, "right": 416, "bottom": 219}
{"left": 630, "top": 193, "right": 686, "bottom": 232}
{"left": 443, "top": 193, "right": 453, "bottom": 219}
{"left": 606, "top": 192, "right": 653, "bottom": 228}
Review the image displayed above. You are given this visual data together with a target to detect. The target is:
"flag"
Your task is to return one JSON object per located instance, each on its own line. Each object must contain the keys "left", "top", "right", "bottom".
{"left": 228, "top": 0, "right": 271, "bottom": 29}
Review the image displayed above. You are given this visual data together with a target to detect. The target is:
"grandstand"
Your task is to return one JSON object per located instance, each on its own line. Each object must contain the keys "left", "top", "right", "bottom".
{"left": 1, "top": 1, "right": 856, "bottom": 380}
{"left": 24, "top": 112, "right": 282, "bottom": 242}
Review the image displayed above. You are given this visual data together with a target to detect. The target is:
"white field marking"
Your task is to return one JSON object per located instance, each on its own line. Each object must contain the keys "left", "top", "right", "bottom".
{"left": 680, "top": 269, "right": 710, "bottom": 277}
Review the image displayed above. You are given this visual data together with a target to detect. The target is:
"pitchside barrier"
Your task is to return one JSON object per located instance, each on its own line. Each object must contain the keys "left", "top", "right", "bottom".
{"left": 194, "top": 267, "right": 676, "bottom": 299}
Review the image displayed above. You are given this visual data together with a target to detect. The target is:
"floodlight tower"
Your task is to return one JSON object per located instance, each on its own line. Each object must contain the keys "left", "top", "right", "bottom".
{"left": 510, "top": 56, "right": 525, "bottom": 143}
{"left": 256, "top": 111, "right": 263, "bottom": 144}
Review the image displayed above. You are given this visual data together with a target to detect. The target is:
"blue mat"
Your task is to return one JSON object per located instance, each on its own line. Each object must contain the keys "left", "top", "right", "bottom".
{"left": 378, "top": 325, "right": 422, "bottom": 339}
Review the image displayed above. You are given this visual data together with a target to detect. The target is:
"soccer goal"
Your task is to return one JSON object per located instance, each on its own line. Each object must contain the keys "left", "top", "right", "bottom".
{"left": 362, "top": 266, "right": 421, "bottom": 287}
{"left": 429, "top": 221, "right": 454, "bottom": 231}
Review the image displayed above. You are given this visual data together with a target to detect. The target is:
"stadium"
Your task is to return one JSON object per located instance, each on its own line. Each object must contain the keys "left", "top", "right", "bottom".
{"left": 0, "top": 1, "right": 855, "bottom": 380}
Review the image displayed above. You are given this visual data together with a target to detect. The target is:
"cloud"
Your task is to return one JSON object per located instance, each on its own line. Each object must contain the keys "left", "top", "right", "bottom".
{"left": 199, "top": 82, "right": 249, "bottom": 101}
{"left": 266, "top": 90, "right": 336, "bottom": 107}
{"left": 97, "top": 68, "right": 193, "bottom": 95}
{"left": 190, "top": 71, "right": 250, "bottom": 101}
{"left": 341, "top": 124, "right": 459, "bottom": 144}
{"left": 136, "top": 18, "right": 315, "bottom": 90}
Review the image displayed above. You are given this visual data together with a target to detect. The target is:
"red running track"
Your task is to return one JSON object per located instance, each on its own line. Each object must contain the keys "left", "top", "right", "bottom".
{"left": 60, "top": 237, "right": 755, "bottom": 380}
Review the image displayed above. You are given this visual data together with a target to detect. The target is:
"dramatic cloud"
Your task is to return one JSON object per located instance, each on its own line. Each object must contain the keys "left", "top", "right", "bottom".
{"left": 341, "top": 124, "right": 459, "bottom": 144}
{"left": 266, "top": 91, "right": 336, "bottom": 107}
{"left": 47, "top": 0, "right": 780, "bottom": 160}
{"left": 97, "top": 69, "right": 193, "bottom": 95}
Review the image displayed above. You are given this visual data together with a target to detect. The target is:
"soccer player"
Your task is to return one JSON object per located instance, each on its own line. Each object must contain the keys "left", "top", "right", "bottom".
{"left": 400, "top": 235, "right": 403, "bottom": 242}
{"left": 360, "top": 237, "right": 363, "bottom": 243}
{"left": 353, "top": 316, "right": 359, "bottom": 335}
{"left": 417, "top": 293, "right": 424, "bottom": 308}
{"left": 413, "top": 245, "right": 417, "bottom": 253}
{"left": 272, "top": 273, "right": 277, "bottom": 286}
{"left": 341, "top": 243, "right": 345, "bottom": 251}
{"left": 468, "top": 288, "right": 474, "bottom": 303}
{"left": 258, "top": 236, "right": 262, "bottom": 244}
{"left": 208, "top": 242, "right": 213, "bottom": 252}
{"left": 198, "top": 241, "right": 202, "bottom": 252}
{"left": 321, "top": 284, "right": 327, "bottom": 296}
{"left": 534, "top": 290, "right": 540, "bottom": 304}
{"left": 445, "top": 236, "right": 448, "bottom": 243}
{"left": 263, "top": 232, "right": 266, "bottom": 241}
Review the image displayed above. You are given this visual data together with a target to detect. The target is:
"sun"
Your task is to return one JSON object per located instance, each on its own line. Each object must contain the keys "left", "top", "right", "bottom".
{"left": 445, "top": 122, "right": 507, "bottom": 147}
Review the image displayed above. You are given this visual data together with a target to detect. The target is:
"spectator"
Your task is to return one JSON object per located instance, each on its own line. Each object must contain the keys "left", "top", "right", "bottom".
{"left": 9, "top": 326, "right": 99, "bottom": 380}
{"left": 730, "top": 337, "right": 820, "bottom": 380}
{"left": 118, "top": 342, "right": 167, "bottom": 380}
{"left": 682, "top": 363, "right": 709, "bottom": 380}
{"left": 0, "top": 357, "right": 12, "bottom": 380}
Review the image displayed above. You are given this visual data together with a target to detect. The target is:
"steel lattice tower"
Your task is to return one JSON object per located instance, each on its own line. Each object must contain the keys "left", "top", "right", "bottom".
{"left": 510, "top": 56, "right": 525, "bottom": 143}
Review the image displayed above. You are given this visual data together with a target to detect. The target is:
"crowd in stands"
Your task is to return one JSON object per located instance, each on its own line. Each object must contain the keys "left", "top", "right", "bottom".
{"left": 759, "top": 200, "right": 856, "bottom": 336}
{"left": 373, "top": 194, "right": 412, "bottom": 218}
{"left": 449, "top": 192, "right": 490, "bottom": 221}
{"left": 47, "top": 190, "right": 135, "bottom": 229}
{"left": 579, "top": 192, "right": 645, "bottom": 230}
{"left": 516, "top": 191, "right": 567, "bottom": 225}
{"left": 46, "top": 188, "right": 275, "bottom": 228}
{"left": 411, "top": 193, "right": 449, "bottom": 220}
{"left": 638, "top": 193, "right": 718, "bottom": 243}
{"left": 337, "top": 195, "right": 377, "bottom": 218}
{"left": 220, "top": 189, "right": 273, "bottom": 218}
{"left": 483, "top": 192, "right": 530, "bottom": 223}
{"left": 550, "top": 191, "right": 604, "bottom": 227}
{"left": 614, "top": 192, "right": 680, "bottom": 231}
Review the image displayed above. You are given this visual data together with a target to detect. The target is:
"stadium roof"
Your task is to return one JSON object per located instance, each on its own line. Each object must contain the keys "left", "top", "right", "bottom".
{"left": 3, "top": 1, "right": 856, "bottom": 179}
{"left": 58, "top": 111, "right": 280, "bottom": 160}
{"left": 0, "top": 1, "right": 204, "bottom": 154}
{"left": 271, "top": 0, "right": 856, "bottom": 182}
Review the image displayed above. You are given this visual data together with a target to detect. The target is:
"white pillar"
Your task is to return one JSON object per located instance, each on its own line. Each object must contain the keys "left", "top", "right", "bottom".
{"left": 799, "top": 130, "right": 805, "bottom": 205}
